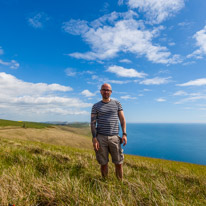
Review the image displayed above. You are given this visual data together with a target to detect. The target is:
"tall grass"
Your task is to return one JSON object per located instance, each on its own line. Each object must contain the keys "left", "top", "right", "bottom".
{"left": 0, "top": 137, "right": 205, "bottom": 206}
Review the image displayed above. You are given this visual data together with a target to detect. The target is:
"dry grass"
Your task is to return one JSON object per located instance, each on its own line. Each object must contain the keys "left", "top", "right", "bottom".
{"left": 0, "top": 121, "right": 206, "bottom": 205}
{"left": 0, "top": 126, "right": 92, "bottom": 149}
{"left": 0, "top": 136, "right": 206, "bottom": 206}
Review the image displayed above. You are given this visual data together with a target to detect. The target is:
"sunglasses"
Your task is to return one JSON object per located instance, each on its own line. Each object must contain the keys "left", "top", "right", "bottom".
{"left": 101, "top": 89, "right": 112, "bottom": 92}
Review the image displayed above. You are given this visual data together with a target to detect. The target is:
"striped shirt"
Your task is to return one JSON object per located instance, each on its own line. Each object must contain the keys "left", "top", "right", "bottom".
{"left": 91, "top": 99, "right": 123, "bottom": 136}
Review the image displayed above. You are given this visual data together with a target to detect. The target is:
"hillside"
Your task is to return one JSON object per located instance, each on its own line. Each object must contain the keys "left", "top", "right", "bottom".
{"left": 0, "top": 119, "right": 92, "bottom": 149}
{"left": 0, "top": 119, "right": 206, "bottom": 205}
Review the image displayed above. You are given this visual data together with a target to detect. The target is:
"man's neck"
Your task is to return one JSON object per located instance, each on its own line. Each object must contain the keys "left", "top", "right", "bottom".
{"left": 102, "top": 98, "right": 111, "bottom": 103}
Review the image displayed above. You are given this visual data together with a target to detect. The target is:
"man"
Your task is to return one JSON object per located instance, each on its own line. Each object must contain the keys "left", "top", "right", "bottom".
{"left": 91, "top": 83, "right": 127, "bottom": 180}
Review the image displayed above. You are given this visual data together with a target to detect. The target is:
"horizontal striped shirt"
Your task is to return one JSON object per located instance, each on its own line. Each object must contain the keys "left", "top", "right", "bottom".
{"left": 91, "top": 99, "right": 123, "bottom": 136}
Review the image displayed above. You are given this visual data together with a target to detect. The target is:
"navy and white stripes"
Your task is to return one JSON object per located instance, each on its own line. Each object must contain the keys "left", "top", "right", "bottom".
{"left": 91, "top": 99, "right": 123, "bottom": 136}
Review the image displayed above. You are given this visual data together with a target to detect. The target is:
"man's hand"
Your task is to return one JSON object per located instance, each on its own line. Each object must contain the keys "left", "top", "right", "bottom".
{"left": 122, "top": 134, "right": 127, "bottom": 146}
{"left": 92, "top": 138, "right": 100, "bottom": 151}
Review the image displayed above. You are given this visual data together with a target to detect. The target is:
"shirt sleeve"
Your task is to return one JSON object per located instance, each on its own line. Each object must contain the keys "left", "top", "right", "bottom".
{"left": 116, "top": 101, "right": 123, "bottom": 111}
{"left": 91, "top": 104, "right": 97, "bottom": 114}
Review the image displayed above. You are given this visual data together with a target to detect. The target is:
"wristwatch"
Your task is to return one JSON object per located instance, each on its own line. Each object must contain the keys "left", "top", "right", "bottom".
{"left": 123, "top": 132, "right": 127, "bottom": 136}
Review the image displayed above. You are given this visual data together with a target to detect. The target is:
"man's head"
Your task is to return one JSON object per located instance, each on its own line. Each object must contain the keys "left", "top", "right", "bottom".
{"left": 100, "top": 83, "right": 112, "bottom": 101}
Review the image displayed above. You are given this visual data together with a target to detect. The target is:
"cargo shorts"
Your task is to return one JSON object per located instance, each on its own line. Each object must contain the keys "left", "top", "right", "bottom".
{"left": 95, "top": 134, "right": 124, "bottom": 165}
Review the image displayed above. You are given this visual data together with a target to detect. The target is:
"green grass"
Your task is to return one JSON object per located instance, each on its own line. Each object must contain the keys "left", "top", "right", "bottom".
{"left": 66, "top": 122, "right": 90, "bottom": 128}
{"left": 0, "top": 119, "right": 51, "bottom": 129}
{"left": 0, "top": 119, "right": 205, "bottom": 205}
{"left": 0, "top": 137, "right": 205, "bottom": 206}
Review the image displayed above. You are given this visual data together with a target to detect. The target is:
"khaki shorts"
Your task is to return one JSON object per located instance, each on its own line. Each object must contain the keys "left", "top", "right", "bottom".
{"left": 95, "top": 134, "right": 124, "bottom": 165}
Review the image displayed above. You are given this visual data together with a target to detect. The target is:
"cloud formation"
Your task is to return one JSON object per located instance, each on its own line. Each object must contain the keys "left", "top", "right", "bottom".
{"left": 81, "top": 89, "right": 95, "bottom": 97}
{"left": 0, "top": 72, "right": 91, "bottom": 118}
{"left": 120, "top": 95, "right": 137, "bottom": 100}
{"left": 175, "top": 95, "right": 206, "bottom": 104}
{"left": 28, "top": 12, "right": 50, "bottom": 29}
{"left": 107, "top": 80, "right": 130, "bottom": 84}
{"left": 187, "top": 25, "right": 206, "bottom": 59}
{"left": 107, "top": 65, "right": 147, "bottom": 78}
{"left": 128, "top": 0, "right": 185, "bottom": 24}
{"left": 62, "top": 19, "right": 89, "bottom": 35}
{"left": 0, "top": 59, "right": 20, "bottom": 69}
{"left": 64, "top": 11, "right": 181, "bottom": 64}
{"left": 177, "top": 78, "right": 206, "bottom": 86}
{"left": 156, "top": 98, "right": 166, "bottom": 102}
{"left": 65, "top": 68, "right": 76, "bottom": 76}
{"left": 119, "top": 59, "right": 132, "bottom": 63}
{"left": 118, "top": 0, "right": 124, "bottom": 6}
{"left": 140, "top": 77, "right": 171, "bottom": 85}
{"left": 173, "top": 90, "right": 188, "bottom": 96}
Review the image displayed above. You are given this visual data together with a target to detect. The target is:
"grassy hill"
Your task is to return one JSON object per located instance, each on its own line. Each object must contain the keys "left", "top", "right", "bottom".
{"left": 0, "top": 119, "right": 206, "bottom": 205}
{"left": 0, "top": 119, "right": 51, "bottom": 129}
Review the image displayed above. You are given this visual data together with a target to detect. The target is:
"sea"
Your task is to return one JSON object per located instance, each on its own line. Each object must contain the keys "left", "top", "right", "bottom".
{"left": 123, "top": 123, "right": 206, "bottom": 166}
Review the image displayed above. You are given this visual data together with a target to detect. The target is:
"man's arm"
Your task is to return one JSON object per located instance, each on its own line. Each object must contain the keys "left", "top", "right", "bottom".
{"left": 91, "top": 113, "right": 99, "bottom": 151}
{"left": 118, "top": 110, "right": 127, "bottom": 146}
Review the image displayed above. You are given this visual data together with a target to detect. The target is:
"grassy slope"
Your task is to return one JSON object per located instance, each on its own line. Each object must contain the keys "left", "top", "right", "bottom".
{"left": 0, "top": 120, "right": 206, "bottom": 205}
{"left": 0, "top": 119, "right": 51, "bottom": 129}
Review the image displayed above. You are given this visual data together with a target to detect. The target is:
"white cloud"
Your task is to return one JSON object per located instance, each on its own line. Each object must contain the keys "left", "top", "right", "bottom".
{"left": 177, "top": 78, "right": 206, "bottom": 86}
{"left": 175, "top": 95, "right": 206, "bottom": 104}
{"left": 92, "top": 75, "right": 98, "bottom": 80}
{"left": 187, "top": 25, "right": 206, "bottom": 59}
{"left": 156, "top": 98, "right": 166, "bottom": 102}
{"left": 64, "top": 12, "right": 181, "bottom": 64}
{"left": 178, "top": 21, "right": 193, "bottom": 27}
{"left": 128, "top": 0, "right": 185, "bottom": 24}
{"left": 143, "top": 89, "right": 151, "bottom": 91}
{"left": 174, "top": 92, "right": 206, "bottom": 104}
{"left": 0, "top": 59, "right": 9, "bottom": 66}
{"left": 119, "top": 59, "right": 132, "bottom": 63}
{"left": 0, "top": 59, "right": 20, "bottom": 69}
{"left": 65, "top": 68, "right": 76, "bottom": 76}
{"left": 107, "top": 80, "right": 130, "bottom": 84}
{"left": 62, "top": 19, "right": 89, "bottom": 35}
{"left": 89, "top": 74, "right": 132, "bottom": 85}
{"left": 157, "top": 69, "right": 170, "bottom": 74}
{"left": 38, "top": 108, "right": 89, "bottom": 115}
{"left": 0, "top": 72, "right": 72, "bottom": 94}
{"left": 140, "top": 77, "right": 171, "bottom": 85}
{"left": 0, "top": 72, "right": 91, "bottom": 119}
{"left": 101, "top": 2, "right": 110, "bottom": 13}
{"left": 107, "top": 65, "right": 147, "bottom": 78}
{"left": 118, "top": 0, "right": 124, "bottom": 6}
{"left": 12, "top": 96, "right": 90, "bottom": 107}
{"left": 28, "top": 12, "right": 50, "bottom": 29}
{"left": 81, "top": 89, "right": 95, "bottom": 97}
{"left": 120, "top": 95, "right": 137, "bottom": 100}
{"left": 65, "top": 68, "right": 94, "bottom": 77}
{"left": 182, "top": 61, "right": 195, "bottom": 66}
{"left": 168, "top": 42, "right": 175, "bottom": 46}
{"left": 173, "top": 90, "right": 188, "bottom": 96}
{"left": 90, "top": 11, "right": 127, "bottom": 29}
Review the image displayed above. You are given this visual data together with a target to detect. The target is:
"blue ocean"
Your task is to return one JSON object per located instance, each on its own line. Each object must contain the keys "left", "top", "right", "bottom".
{"left": 123, "top": 123, "right": 206, "bottom": 165}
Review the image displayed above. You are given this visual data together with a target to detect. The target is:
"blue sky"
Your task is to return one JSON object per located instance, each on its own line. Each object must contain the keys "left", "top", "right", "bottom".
{"left": 1, "top": 0, "right": 206, "bottom": 123}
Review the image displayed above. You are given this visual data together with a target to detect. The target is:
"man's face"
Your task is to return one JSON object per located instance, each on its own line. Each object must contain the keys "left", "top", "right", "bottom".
{"left": 100, "top": 84, "right": 112, "bottom": 99}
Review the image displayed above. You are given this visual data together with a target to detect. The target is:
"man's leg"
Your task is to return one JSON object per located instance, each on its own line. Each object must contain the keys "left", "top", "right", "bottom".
{"left": 115, "top": 164, "right": 123, "bottom": 180}
{"left": 101, "top": 163, "right": 108, "bottom": 178}
{"left": 95, "top": 134, "right": 109, "bottom": 178}
{"left": 108, "top": 135, "right": 124, "bottom": 180}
